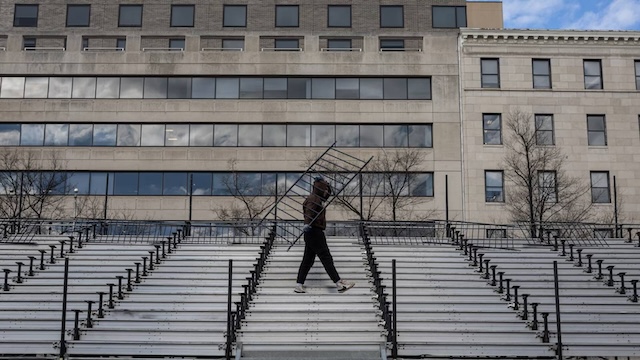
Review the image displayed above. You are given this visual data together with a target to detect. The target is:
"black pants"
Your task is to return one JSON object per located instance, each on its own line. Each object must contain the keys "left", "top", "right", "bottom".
{"left": 296, "top": 227, "right": 341, "bottom": 284}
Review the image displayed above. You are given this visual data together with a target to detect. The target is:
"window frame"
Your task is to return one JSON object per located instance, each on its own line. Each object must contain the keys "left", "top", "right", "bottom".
{"left": 431, "top": 5, "right": 467, "bottom": 28}
{"left": 222, "top": 38, "right": 245, "bottom": 51}
{"left": 223, "top": 5, "right": 247, "bottom": 28}
{"left": 380, "top": 39, "right": 405, "bottom": 51}
{"left": 635, "top": 60, "right": 640, "bottom": 91}
{"left": 590, "top": 171, "right": 611, "bottom": 204}
{"left": 274, "top": 38, "right": 300, "bottom": 51}
{"left": 481, "top": 58, "right": 500, "bottom": 89}
{"left": 169, "top": 38, "right": 186, "bottom": 51}
{"left": 170, "top": 4, "right": 195, "bottom": 27}
{"left": 275, "top": 5, "right": 299, "bottom": 28}
{"left": 532, "top": 58, "right": 552, "bottom": 89}
{"left": 118, "top": 4, "right": 143, "bottom": 27}
{"left": 485, "top": 170, "right": 505, "bottom": 203}
{"left": 14, "top": 4, "right": 39, "bottom": 27}
{"left": 327, "top": 5, "right": 351, "bottom": 28}
{"left": 583, "top": 59, "right": 603, "bottom": 90}
{"left": 587, "top": 114, "right": 607, "bottom": 146}
{"left": 380, "top": 5, "right": 404, "bottom": 28}
{"left": 66, "top": 4, "right": 91, "bottom": 27}
{"left": 482, "top": 113, "right": 502, "bottom": 145}
{"left": 535, "top": 114, "right": 555, "bottom": 146}
{"left": 326, "top": 38, "right": 352, "bottom": 51}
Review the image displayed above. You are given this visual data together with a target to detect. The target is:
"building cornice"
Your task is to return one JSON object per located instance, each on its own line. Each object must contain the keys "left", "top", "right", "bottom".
{"left": 460, "top": 28, "right": 640, "bottom": 45}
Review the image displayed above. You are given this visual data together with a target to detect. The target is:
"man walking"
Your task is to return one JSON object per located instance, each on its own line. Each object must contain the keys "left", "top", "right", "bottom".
{"left": 295, "top": 177, "right": 355, "bottom": 293}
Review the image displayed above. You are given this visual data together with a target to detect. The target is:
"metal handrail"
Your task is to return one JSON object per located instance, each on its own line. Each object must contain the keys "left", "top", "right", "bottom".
{"left": 201, "top": 47, "right": 244, "bottom": 51}
{"left": 23, "top": 47, "right": 66, "bottom": 51}
{"left": 142, "top": 47, "right": 184, "bottom": 52}
{"left": 260, "top": 47, "right": 303, "bottom": 52}
{"left": 379, "top": 47, "right": 422, "bottom": 52}
{"left": 83, "top": 47, "right": 125, "bottom": 52}
{"left": 320, "top": 47, "right": 362, "bottom": 52}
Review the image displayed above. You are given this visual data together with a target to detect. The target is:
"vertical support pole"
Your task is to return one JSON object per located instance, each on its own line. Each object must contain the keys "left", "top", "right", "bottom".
{"left": 359, "top": 173, "right": 363, "bottom": 221}
{"left": 226, "top": 259, "right": 233, "bottom": 360}
{"left": 103, "top": 173, "right": 109, "bottom": 220}
{"left": 553, "top": 261, "right": 563, "bottom": 359}
{"left": 445, "top": 174, "right": 449, "bottom": 233}
{"left": 392, "top": 259, "right": 398, "bottom": 360}
{"left": 613, "top": 175, "right": 618, "bottom": 238}
{"left": 189, "top": 173, "right": 194, "bottom": 223}
{"left": 59, "top": 257, "right": 70, "bottom": 358}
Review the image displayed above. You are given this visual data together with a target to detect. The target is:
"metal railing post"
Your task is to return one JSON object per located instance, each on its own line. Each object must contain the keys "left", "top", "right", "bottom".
{"left": 392, "top": 259, "right": 398, "bottom": 360}
{"left": 226, "top": 259, "right": 233, "bottom": 360}
{"left": 59, "top": 257, "right": 70, "bottom": 358}
{"left": 553, "top": 261, "right": 563, "bottom": 359}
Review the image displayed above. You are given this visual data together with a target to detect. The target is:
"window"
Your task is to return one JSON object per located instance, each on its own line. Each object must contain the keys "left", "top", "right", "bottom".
{"left": 275, "top": 38, "right": 299, "bottom": 50}
{"left": 169, "top": 38, "right": 185, "bottom": 51}
{"left": 14, "top": 4, "right": 38, "bottom": 27}
{"left": 485, "top": 171, "right": 504, "bottom": 202}
{"left": 23, "top": 37, "right": 36, "bottom": 50}
{"left": 380, "top": 6, "right": 403, "bottom": 28}
{"left": 223, "top": 5, "right": 247, "bottom": 27}
{"left": 483, "top": 114, "right": 501, "bottom": 145}
{"left": 481, "top": 58, "right": 500, "bottom": 88}
{"left": 535, "top": 114, "right": 554, "bottom": 145}
{"left": 538, "top": 171, "right": 557, "bottom": 203}
{"left": 222, "top": 38, "right": 244, "bottom": 51}
{"left": 171, "top": 5, "right": 194, "bottom": 27}
{"left": 119, "top": 5, "right": 143, "bottom": 27}
{"left": 82, "top": 38, "right": 89, "bottom": 50}
{"left": 587, "top": 115, "right": 607, "bottom": 146}
{"left": 66, "top": 5, "right": 90, "bottom": 27}
{"left": 326, "top": 39, "right": 351, "bottom": 51}
{"left": 584, "top": 60, "right": 603, "bottom": 89}
{"left": 486, "top": 229, "right": 507, "bottom": 238}
{"left": 328, "top": 5, "right": 351, "bottom": 27}
{"left": 532, "top": 59, "right": 552, "bottom": 89}
{"left": 116, "top": 38, "right": 126, "bottom": 50}
{"left": 590, "top": 171, "right": 610, "bottom": 203}
{"left": 276, "top": 5, "right": 298, "bottom": 27}
{"left": 635, "top": 60, "right": 640, "bottom": 90}
{"left": 380, "top": 39, "right": 404, "bottom": 51}
{"left": 432, "top": 6, "right": 466, "bottom": 28}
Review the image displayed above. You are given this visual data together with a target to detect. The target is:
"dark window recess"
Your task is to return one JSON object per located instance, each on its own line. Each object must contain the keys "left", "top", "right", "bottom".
{"left": 222, "top": 39, "right": 244, "bottom": 51}
{"left": 275, "top": 38, "right": 299, "bottom": 50}
{"left": 584, "top": 59, "right": 603, "bottom": 89}
{"left": 223, "top": 5, "right": 247, "bottom": 27}
{"left": 590, "top": 171, "right": 610, "bottom": 203}
{"left": 380, "top": 39, "right": 405, "bottom": 51}
{"left": 532, "top": 59, "right": 552, "bottom": 89}
{"left": 380, "top": 5, "right": 403, "bottom": 27}
{"left": 171, "top": 5, "right": 194, "bottom": 27}
{"left": 67, "top": 4, "right": 90, "bottom": 27}
{"left": 82, "top": 38, "right": 89, "bottom": 50}
{"left": 23, "top": 37, "right": 36, "bottom": 50}
{"left": 432, "top": 6, "right": 466, "bottom": 28}
{"left": 119, "top": 5, "right": 143, "bottom": 27}
{"left": 14, "top": 4, "right": 39, "bottom": 27}
{"left": 326, "top": 39, "right": 352, "bottom": 51}
{"left": 169, "top": 39, "right": 185, "bottom": 51}
{"left": 116, "top": 38, "right": 126, "bottom": 50}
{"left": 481, "top": 58, "right": 500, "bottom": 88}
{"left": 587, "top": 115, "right": 607, "bottom": 146}
{"left": 328, "top": 5, "right": 351, "bottom": 27}
{"left": 276, "top": 5, "right": 299, "bottom": 27}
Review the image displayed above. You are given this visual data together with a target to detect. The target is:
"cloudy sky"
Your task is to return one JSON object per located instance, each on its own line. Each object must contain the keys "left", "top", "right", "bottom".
{"left": 477, "top": 0, "right": 640, "bottom": 30}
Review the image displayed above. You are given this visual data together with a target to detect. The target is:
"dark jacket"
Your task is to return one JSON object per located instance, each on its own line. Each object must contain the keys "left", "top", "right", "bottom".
{"left": 303, "top": 179, "right": 332, "bottom": 230}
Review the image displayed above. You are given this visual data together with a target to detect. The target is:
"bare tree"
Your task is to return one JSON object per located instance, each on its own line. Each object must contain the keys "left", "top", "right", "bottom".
{"left": 503, "top": 110, "right": 593, "bottom": 237}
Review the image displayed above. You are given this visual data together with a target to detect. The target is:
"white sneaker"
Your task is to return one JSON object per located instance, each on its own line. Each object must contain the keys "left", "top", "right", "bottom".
{"left": 336, "top": 280, "right": 355, "bottom": 293}
{"left": 294, "top": 284, "right": 306, "bottom": 293}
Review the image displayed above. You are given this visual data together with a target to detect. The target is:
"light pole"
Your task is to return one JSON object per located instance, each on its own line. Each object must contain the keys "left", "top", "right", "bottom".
{"left": 73, "top": 188, "right": 79, "bottom": 230}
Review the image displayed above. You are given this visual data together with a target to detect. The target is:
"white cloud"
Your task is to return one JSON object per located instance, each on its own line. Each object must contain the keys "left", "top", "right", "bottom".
{"left": 503, "top": 0, "right": 573, "bottom": 28}
{"left": 566, "top": 0, "right": 640, "bottom": 30}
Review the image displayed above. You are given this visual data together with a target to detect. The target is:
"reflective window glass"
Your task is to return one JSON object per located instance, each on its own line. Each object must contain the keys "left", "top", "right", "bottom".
{"left": 164, "top": 172, "right": 187, "bottom": 195}
{"left": 275, "top": 38, "right": 299, "bottom": 50}
{"left": 408, "top": 78, "right": 431, "bottom": 99}
{"left": 380, "top": 39, "right": 404, "bottom": 50}
{"left": 432, "top": 6, "right": 456, "bottom": 28}
{"left": 169, "top": 38, "right": 185, "bottom": 50}
{"left": 485, "top": 171, "right": 504, "bottom": 202}
{"left": 311, "top": 125, "right": 335, "bottom": 147}
{"left": 20, "top": 124, "right": 44, "bottom": 146}
{"left": 360, "top": 125, "right": 383, "bottom": 147}
{"left": 1, "top": 77, "right": 25, "bottom": 98}
{"left": 326, "top": 39, "right": 352, "bottom": 51}
{"left": 380, "top": 5, "right": 403, "bottom": 27}
{"left": 67, "top": 173, "right": 90, "bottom": 195}
{"left": 141, "top": 124, "right": 165, "bottom": 146}
{"left": 189, "top": 124, "right": 213, "bottom": 146}
{"left": 114, "top": 172, "right": 139, "bottom": 195}
{"left": 384, "top": 125, "right": 408, "bottom": 147}
{"left": 240, "top": 78, "right": 263, "bottom": 99}
{"left": 263, "top": 124, "right": 286, "bottom": 147}
{"left": 144, "top": 78, "right": 168, "bottom": 99}
{"left": 165, "top": 124, "right": 189, "bottom": 146}
{"left": 116, "top": 38, "right": 126, "bottom": 50}
{"left": 24, "top": 77, "right": 49, "bottom": 98}
{"left": 90, "top": 172, "right": 113, "bottom": 195}
{"left": 67, "top": 4, "right": 90, "bottom": 27}
{"left": 96, "top": 77, "right": 120, "bottom": 98}
{"left": 216, "top": 78, "right": 239, "bottom": 99}
{"left": 214, "top": 124, "right": 238, "bottom": 146}
{"left": 408, "top": 125, "right": 432, "bottom": 148}
{"left": 590, "top": 171, "right": 610, "bottom": 203}
{"left": 168, "top": 78, "right": 191, "bottom": 99}
{"left": 584, "top": 60, "right": 603, "bottom": 89}
{"left": 410, "top": 173, "right": 434, "bottom": 197}
{"left": 288, "top": 78, "right": 310, "bottom": 99}
{"left": 236, "top": 173, "right": 262, "bottom": 195}
{"left": 44, "top": 124, "right": 69, "bottom": 146}
{"left": 119, "top": 5, "right": 143, "bottom": 27}
{"left": 171, "top": 5, "right": 194, "bottom": 27}
{"left": 336, "top": 125, "right": 359, "bottom": 147}
{"left": 192, "top": 78, "right": 215, "bottom": 98}
{"left": 533, "top": 59, "right": 552, "bottom": 89}
{"left": 191, "top": 173, "right": 212, "bottom": 195}
{"left": 223, "top": 5, "right": 247, "bottom": 27}
{"left": 93, "top": 124, "right": 117, "bottom": 146}
{"left": 287, "top": 125, "right": 311, "bottom": 146}
{"left": 312, "top": 78, "right": 335, "bottom": 99}
{"left": 0, "top": 124, "right": 21, "bottom": 145}
{"left": 69, "top": 124, "right": 93, "bottom": 146}
{"left": 238, "top": 124, "right": 262, "bottom": 146}
{"left": 264, "top": 78, "right": 287, "bottom": 98}
{"left": 287, "top": 173, "right": 309, "bottom": 195}
{"left": 328, "top": 5, "right": 351, "bottom": 27}
{"left": 335, "top": 78, "right": 359, "bottom": 99}
{"left": 383, "top": 78, "right": 407, "bottom": 99}
{"left": 48, "top": 78, "right": 73, "bottom": 98}
{"left": 481, "top": 59, "right": 500, "bottom": 88}
{"left": 483, "top": 114, "right": 502, "bottom": 145}
{"left": 14, "top": 4, "right": 39, "bottom": 27}
{"left": 587, "top": 115, "right": 607, "bottom": 146}
{"left": 72, "top": 77, "right": 96, "bottom": 98}
{"left": 116, "top": 124, "right": 141, "bottom": 146}
{"left": 222, "top": 38, "right": 244, "bottom": 51}
{"left": 213, "top": 173, "right": 232, "bottom": 195}
{"left": 138, "top": 172, "right": 162, "bottom": 195}
{"left": 276, "top": 5, "right": 299, "bottom": 27}
{"left": 120, "top": 78, "right": 144, "bottom": 98}
{"left": 262, "top": 173, "right": 277, "bottom": 195}
{"left": 360, "top": 78, "right": 383, "bottom": 99}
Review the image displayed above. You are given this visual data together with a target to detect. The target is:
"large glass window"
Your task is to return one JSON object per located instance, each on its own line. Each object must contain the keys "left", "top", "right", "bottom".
{"left": 408, "top": 78, "right": 431, "bottom": 100}
{"left": 114, "top": 173, "right": 138, "bottom": 195}
{"left": 360, "top": 125, "right": 383, "bottom": 147}
{"left": 311, "top": 125, "right": 335, "bottom": 147}
{"left": 216, "top": 78, "right": 239, "bottom": 98}
{"left": 1, "top": 77, "right": 25, "bottom": 98}
{"left": 238, "top": 124, "right": 262, "bottom": 146}
{"left": 275, "top": 38, "right": 300, "bottom": 50}
{"left": 213, "top": 173, "right": 232, "bottom": 195}
{"left": 288, "top": 78, "right": 310, "bottom": 99}
{"left": 48, "top": 78, "right": 72, "bottom": 98}
{"left": 485, "top": 171, "right": 504, "bottom": 202}
{"left": 67, "top": 173, "right": 90, "bottom": 195}
{"left": 328, "top": 5, "right": 351, "bottom": 27}
{"left": 408, "top": 125, "right": 432, "bottom": 148}
{"left": 14, "top": 4, "right": 38, "bottom": 27}
{"left": 66, "top": 4, "right": 90, "bottom": 27}
{"left": 410, "top": 173, "right": 434, "bottom": 197}
{"left": 69, "top": 124, "right": 93, "bottom": 146}
{"left": 360, "top": 78, "right": 383, "bottom": 99}
{"left": 189, "top": 124, "right": 213, "bottom": 146}
{"left": 538, "top": 171, "right": 557, "bottom": 203}
{"left": 223, "top": 5, "right": 246, "bottom": 27}
{"left": 384, "top": 125, "right": 408, "bottom": 147}
{"left": 535, "top": 114, "right": 554, "bottom": 145}
{"left": 191, "top": 173, "right": 212, "bottom": 195}
{"left": 96, "top": 78, "right": 120, "bottom": 98}
{"left": 264, "top": 78, "right": 287, "bottom": 98}
{"left": 20, "top": 124, "right": 44, "bottom": 146}
{"left": 584, "top": 59, "right": 603, "bottom": 89}
{"left": 336, "top": 125, "right": 359, "bottom": 147}
{"left": 587, "top": 115, "right": 607, "bottom": 146}
{"left": 144, "top": 78, "right": 168, "bottom": 99}
{"left": 90, "top": 173, "right": 113, "bottom": 195}
{"left": 120, "top": 78, "right": 144, "bottom": 98}
{"left": 326, "top": 39, "right": 352, "bottom": 51}
{"left": 532, "top": 59, "right": 552, "bottom": 89}
{"left": 119, "top": 5, "right": 143, "bottom": 27}
{"left": 24, "top": 77, "right": 48, "bottom": 98}
{"left": 590, "top": 171, "right": 610, "bottom": 203}
{"left": 276, "top": 5, "right": 299, "bottom": 27}
{"left": 214, "top": 124, "right": 238, "bottom": 146}
{"left": 165, "top": 124, "right": 189, "bottom": 146}
{"left": 139, "top": 172, "right": 163, "bottom": 195}
{"left": 483, "top": 114, "right": 502, "bottom": 145}
{"left": 168, "top": 78, "right": 191, "bottom": 99}
{"left": 0, "top": 124, "right": 21, "bottom": 146}
{"left": 240, "top": 78, "right": 263, "bottom": 99}
{"left": 335, "top": 78, "right": 359, "bottom": 99}
{"left": 311, "top": 78, "right": 335, "bottom": 99}
{"left": 44, "top": 124, "right": 69, "bottom": 146}
{"left": 481, "top": 58, "right": 500, "bottom": 88}
{"left": 222, "top": 38, "right": 244, "bottom": 51}
{"left": 141, "top": 124, "right": 165, "bottom": 146}
{"left": 72, "top": 77, "right": 96, "bottom": 99}
{"left": 287, "top": 125, "right": 311, "bottom": 147}
{"left": 116, "top": 124, "right": 141, "bottom": 146}
{"left": 171, "top": 5, "right": 194, "bottom": 27}
{"left": 192, "top": 78, "right": 215, "bottom": 98}
{"left": 380, "top": 5, "right": 403, "bottom": 28}
{"left": 432, "top": 6, "right": 466, "bottom": 28}
{"left": 383, "top": 78, "right": 407, "bottom": 99}
{"left": 263, "top": 124, "right": 286, "bottom": 147}
{"left": 380, "top": 39, "right": 404, "bottom": 51}
{"left": 164, "top": 173, "right": 187, "bottom": 195}
{"left": 93, "top": 124, "right": 117, "bottom": 146}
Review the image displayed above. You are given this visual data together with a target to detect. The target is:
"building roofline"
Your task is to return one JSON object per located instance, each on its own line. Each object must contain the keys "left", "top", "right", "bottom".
{"left": 460, "top": 28, "right": 640, "bottom": 43}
